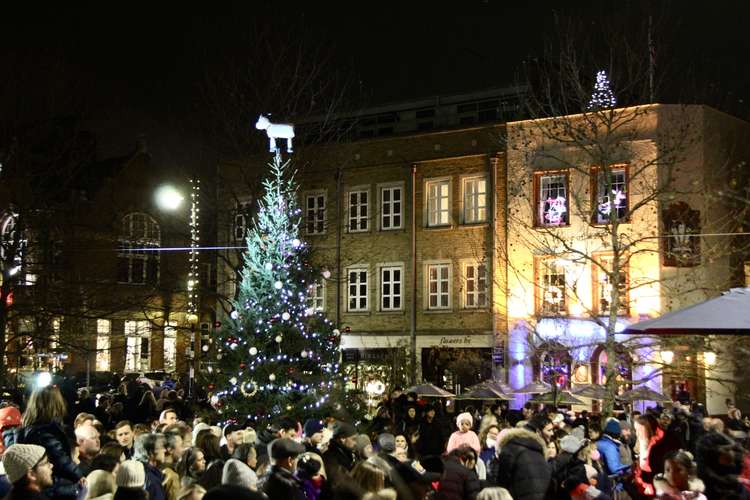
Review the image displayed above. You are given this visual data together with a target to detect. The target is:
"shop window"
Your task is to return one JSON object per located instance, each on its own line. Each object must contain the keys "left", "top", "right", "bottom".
{"left": 462, "top": 176, "right": 487, "bottom": 224}
{"left": 593, "top": 166, "right": 628, "bottom": 224}
{"left": 662, "top": 202, "right": 701, "bottom": 267}
{"left": 125, "top": 320, "right": 151, "bottom": 372}
{"left": 426, "top": 178, "right": 451, "bottom": 227}
{"left": 592, "top": 254, "right": 629, "bottom": 316}
{"left": 463, "top": 262, "right": 488, "bottom": 308}
{"left": 118, "top": 213, "right": 160, "bottom": 285}
{"left": 591, "top": 345, "right": 632, "bottom": 393}
{"left": 164, "top": 323, "right": 177, "bottom": 373}
{"left": 348, "top": 188, "right": 369, "bottom": 232}
{"left": 307, "top": 281, "right": 325, "bottom": 312}
{"left": 536, "top": 258, "right": 567, "bottom": 316}
{"left": 381, "top": 185, "right": 403, "bottom": 230}
{"left": 96, "top": 319, "right": 111, "bottom": 372}
{"left": 533, "top": 342, "right": 572, "bottom": 388}
{"left": 534, "top": 171, "right": 569, "bottom": 227}
{"left": 380, "top": 265, "right": 403, "bottom": 311}
{"left": 305, "top": 192, "right": 326, "bottom": 235}
{"left": 427, "top": 262, "right": 451, "bottom": 310}
{"left": 347, "top": 266, "right": 368, "bottom": 311}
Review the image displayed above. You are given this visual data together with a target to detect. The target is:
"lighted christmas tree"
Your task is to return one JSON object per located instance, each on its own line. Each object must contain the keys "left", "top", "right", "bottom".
{"left": 587, "top": 70, "right": 617, "bottom": 110}
{"left": 209, "top": 153, "right": 343, "bottom": 424}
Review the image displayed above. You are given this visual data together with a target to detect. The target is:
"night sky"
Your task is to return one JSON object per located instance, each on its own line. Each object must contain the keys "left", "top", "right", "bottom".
{"left": 3, "top": 2, "right": 750, "bottom": 169}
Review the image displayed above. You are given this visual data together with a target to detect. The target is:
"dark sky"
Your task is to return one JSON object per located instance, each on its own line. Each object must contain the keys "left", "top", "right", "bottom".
{"left": 4, "top": 1, "right": 750, "bottom": 166}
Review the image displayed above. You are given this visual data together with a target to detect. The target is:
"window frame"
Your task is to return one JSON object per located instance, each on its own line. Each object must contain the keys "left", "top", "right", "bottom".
{"left": 124, "top": 319, "right": 152, "bottom": 372}
{"left": 118, "top": 213, "right": 161, "bottom": 285}
{"left": 591, "top": 165, "right": 630, "bottom": 225}
{"left": 591, "top": 253, "right": 630, "bottom": 316}
{"left": 533, "top": 170, "right": 571, "bottom": 228}
{"left": 379, "top": 263, "right": 404, "bottom": 311}
{"left": 462, "top": 261, "right": 489, "bottom": 309}
{"left": 304, "top": 191, "right": 327, "bottom": 236}
{"left": 307, "top": 280, "right": 326, "bottom": 312}
{"left": 379, "top": 183, "right": 404, "bottom": 231}
{"left": 95, "top": 319, "right": 111, "bottom": 372}
{"left": 461, "top": 175, "right": 488, "bottom": 224}
{"left": 534, "top": 257, "right": 568, "bottom": 316}
{"left": 347, "top": 186, "right": 370, "bottom": 233}
{"left": 424, "top": 177, "right": 452, "bottom": 228}
{"left": 425, "top": 261, "right": 452, "bottom": 310}
{"left": 233, "top": 198, "right": 253, "bottom": 241}
{"left": 346, "top": 265, "right": 369, "bottom": 312}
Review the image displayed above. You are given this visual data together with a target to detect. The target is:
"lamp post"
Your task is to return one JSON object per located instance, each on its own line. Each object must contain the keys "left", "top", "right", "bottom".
{"left": 155, "top": 179, "right": 201, "bottom": 398}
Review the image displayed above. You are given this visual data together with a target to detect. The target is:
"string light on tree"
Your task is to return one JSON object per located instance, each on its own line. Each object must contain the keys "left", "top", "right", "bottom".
{"left": 587, "top": 70, "right": 617, "bottom": 110}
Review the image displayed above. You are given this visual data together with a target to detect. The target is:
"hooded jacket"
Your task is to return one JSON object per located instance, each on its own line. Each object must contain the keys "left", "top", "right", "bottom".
{"left": 493, "top": 427, "right": 550, "bottom": 500}
{"left": 436, "top": 456, "right": 481, "bottom": 500}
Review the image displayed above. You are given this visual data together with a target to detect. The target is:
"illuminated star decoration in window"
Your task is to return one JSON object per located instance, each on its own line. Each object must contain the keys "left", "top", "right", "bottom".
{"left": 587, "top": 70, "right": 617, "bottom": 110}
{"left": 544, "top": 196, "right": 568, "bottom": 225}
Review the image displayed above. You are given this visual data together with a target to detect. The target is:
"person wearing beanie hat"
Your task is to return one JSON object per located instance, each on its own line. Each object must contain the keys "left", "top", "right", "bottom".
{"left": 322, "top": 421, "right": 357, "bottom": 485}
{"left": 2, "top": 443, "right": 53, "bottom": 499}
{"left": 85, "top": 469, "right": 116, "bottom": 500}
{"left": 263, "top": 439, "right": 306, "bottom": 499}
{"left": 446, "top": 412, "right": 481, "bottom": 454}
{"left": 192, "top": 422, "right": 210, "bottom": 447}
{"left": 114, "top": 460, "right": 147, "bottom": 500}
{"left": 353, "top": 434, "right": 373, "bottom": 460}
{"left": 303, "top": 419, "right": 325, "bottom": 455}
{"left": 222, "top": 457, "right": 258, "bottom": 491}
{"left": 596, "top": 418, "right": 630, "bottom": 478}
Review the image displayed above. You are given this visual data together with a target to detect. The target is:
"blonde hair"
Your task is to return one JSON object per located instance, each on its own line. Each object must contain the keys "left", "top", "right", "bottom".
{"left": 351, "top": 461, "right": 386, "bottom": 493}
{"left": 477, "top": 487, "right": 514, "bottom": 500}
{"left": 176, "top": 484, "right": 206, "bottom": 500}
{"left": 23, "top": 386, "right": 67, "bottom": 427}
{"left": 363, "top": 489, "right": 397, "bottom": 500}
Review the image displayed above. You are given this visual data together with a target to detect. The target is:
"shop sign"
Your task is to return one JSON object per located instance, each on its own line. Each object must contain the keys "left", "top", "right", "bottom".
{"left": 438, "top": 335, "right": 473, "bottom": 346}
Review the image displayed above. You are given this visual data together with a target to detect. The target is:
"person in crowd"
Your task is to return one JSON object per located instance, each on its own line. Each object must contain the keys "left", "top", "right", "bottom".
{"left": 276, "top": 417, "right": 299, "bottom": 440}
{"left": 351, "top": 461, "right": 387, "bottom": 494}
{"left": 220, "top": 424, "right": 243, "bottom": 460}
{"left": 296, "top": 452, "right": 325, "bottom": 500}
{"left": 114, "top": 421, "right": 134, "bottom": 459}
{"left": 417, "top": 404, "right": 446, "bottom": 458}
{"left": 550, "top": 427, "right": 602, "bottom": 500}
{"left": 196, "top": 432, "right": 224, "bottom": 491}
{"left": 160, "top": 409, "right": 178, "bottom": 427}
{"left": 74, "top": 391, "right": 97, "bottom": 421}
{"left": 176, "top": 447, "right": 206, "bottom": 487}
{"left": 447, "top": 413, "right": 481, "bottom": 455}
{"left": 163, "top": 431, "right": 184, "bottom": 500}
{"left": 114, "top": 460, "right": 147, "bottom": 500}
{"left": 136, "top": 391, "right": 158, "bottom": 424}
{"left": 263, "top": 438, "right": 306, "bottom": 499}
{"left": 649, "top": 412, "right": 687, "bottom": 481}
{"left": 596, "top": 418, "right": 630, "bottom": 477}
{"left": 74, "top": 413, "right": 96, "bottom": 430}
{"left": 653, "top": 449, "right": 707, "bottom": 499}
{"left": 370, "top": 406, "right": 394, "bottom": 436}
{"left": 493, "top": 413, "right": 551, "bottom": 500}
{"left": 16, "top": 385, "right": 84, "bottom": 499}
{"left": 222, "top": 455, "right": 258, "bottom": 491}
{"left": 302, "top": 419, "right": 326, "bottom": 455}
{"left": 75, "top": 423, "right": 101, "bottom": 475}
{"left": 89, "top": 452, "right": 121, "bottom": 477}
{"left": 436, "top": 445, "right": 481, "bottom": 500}
{"left": 396, "top": 405, "right": 420, "bottom": 438}
{"left": 394, "top": 434, "right": 413, "bottom": 461}
{"left": 1, "top": 444, "right": 54, "bottom": 500}
{"left": 231, "top": 444, "right": 258, "bottom": 473}
{"left": 695, "top": 431, "right": 750, "bottom": 499}
{"left": 84, "top": 469, "right": 116, "bottom": 500}
{"left": 392, "top": 459, "right": 442, "bottom": 500}
{"left": 134, "top": 432, "right": 167, "bottom": 500}
{"left": 354, "top": 434, "right": 374, "bottom": 461}
{"left": 478, "top": 425, "right": 500, "bottom": 468}
{"left": 321, "top": 421, "right": 357, "bottom": 483}
{"left": 367, "top": 433, "right": 402, "bottom": 483}
{"left": 618, "top": 419, "right": 635, "bottom": 468}
{"left": 476, "top": 487, "right": 513, "bottom": 500}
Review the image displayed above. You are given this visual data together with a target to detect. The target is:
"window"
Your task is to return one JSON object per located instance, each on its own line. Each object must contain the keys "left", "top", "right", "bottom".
{"left": 305, "top": 193, "right": 326, "bottom": 235}
{"left": 199, "top": 263, "right": 215, "bottom": 289}
{"left": 164, "top": 323, "right": 177, "bottom": 373}
{"left": 662, "top": 202, "right": 701, "bottom": 267}
{"left": 463, "top": 176, "right": 487, "bottom": 223}
{"left": 233, "top": 199, "right": 252, "bottom": 240}
{"left": 381, "top": 186, "right": 403, "bottom": 230}
{"left": 125, "top": 320, "right": 151, "bottom": 372}
{"left": 427, "top": 263, "right": 451, "bottom": 310}
{"left": 594, "top": 167, "right": 628, "bottom": 224}
{"left": 537, "top": 258, "right": 566, "bottom": 315}
{"left": 426, "top": 179, "right": 451, "bottom": 227}
{"left": 96, "top": 320, "right": 111, "bottom": 371}
{"left": 535, "top": 172, "right": 569, "bottom": 227}
{"left": 593, "top": 255, "right": 628, "bottom": 316}
{"left": 118, "top": 213, "right": 160, "bottom": 285}
{"left": 348, "top": 189, "right": 369, "bottom": 232}
{"left": 464, "top": 263, "right": 488, "bottom": 308}
{"left": 347, "top": 267, "right": 368, "bottom": 311}
{"left": 380, "top": 265, "right": 403, "bottom": 311}
{"left": 307, "top": 281, "right": 325, "bottom": 312}
{"left": 0, "top": 213, "right": 26, "bottom": 277}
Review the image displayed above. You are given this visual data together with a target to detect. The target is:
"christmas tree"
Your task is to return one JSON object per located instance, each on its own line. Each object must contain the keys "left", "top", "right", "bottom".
{"left": 587, "top": 70, "right": 617, "bottom": 110}
{"left": 209, "top": 153, "right": 343, "bottom": 424}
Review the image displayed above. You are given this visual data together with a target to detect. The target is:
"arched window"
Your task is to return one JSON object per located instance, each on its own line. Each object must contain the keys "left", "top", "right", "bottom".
{"left": 0, "top": 212, "right": 26, "bottom": 272}
{"left": 533, "top": 342, "right": 572, "bottom": 389}
{"left": 117, "top": 213, "right": 160, "bottom": 285}
{"left": 590, "top": 344, "right": 632, "bottom": 393}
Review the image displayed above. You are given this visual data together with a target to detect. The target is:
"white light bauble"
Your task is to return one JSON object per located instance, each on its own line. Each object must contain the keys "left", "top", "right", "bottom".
{"left": 292, "top": 238, "right": 301, "bottom": 248}
{"left": 249, "top": 347, "right": 258, "bottom": 356}
{"left": 301, "top": 350, "right": 308, "bottom": 358}
{"left": 274, "top": 281, "right": 283, "bottom": 290}
{"left": 230, "top": 310, "right": 239, "bottom": 320}
{"left": 275, "top": 335, "right": 282, "bottom": 343}
{"left": 264, "top": 262, "right": 273, "bottom": 271}
{"left": 269, "top": 374, "right": 276, "bottom": 382}
{"left": 281, "top": 312, "right": 290, "bottom": 321}
{"left": 230, "top": 377, "right": 237, "bottom": 385}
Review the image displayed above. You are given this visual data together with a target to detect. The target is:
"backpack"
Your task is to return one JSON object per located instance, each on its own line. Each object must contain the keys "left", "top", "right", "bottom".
{"left": 0, "top": 406, "right": 21, "bottom": 456}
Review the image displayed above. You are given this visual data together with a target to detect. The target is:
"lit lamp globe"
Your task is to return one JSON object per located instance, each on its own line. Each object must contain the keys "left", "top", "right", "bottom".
{"left": 660, "top": 350, "right": 674, "bottom": 365}
{"left": 186, "top": 313, "right": 199, "bottom": 325}
{"left": 704, "top": 351, "right": 717, "bottom": 366}
{"left": 155, "top": 185, "right": 184, "bottom": 211}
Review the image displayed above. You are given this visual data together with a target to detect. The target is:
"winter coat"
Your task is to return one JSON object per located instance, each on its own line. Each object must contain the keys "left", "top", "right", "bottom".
{"left": 479, "top": 446, "right": 495, "bottom": 468}
{"left": 596, "top": 435, "right": 629, "bottom": 475}
{"left": 322, "top": 439, "right": 356, "bottom": 489}
{"left": 653, "top": 475, "right": 707, "bottom": 500}
{"left": 142, "top": 461, "right": 166, "bottom": 500}
{"left": 435, "top": 456, "right": 481, "bottom": 500}
{"left": 550, "top": 452, "right": 589, "bottom": 500}
{"left": 417, "top": 418, "right": 447, "bottom": 457}
{"left": 446, "top": 430, "right": 481, "bottom": 455}
{"left": 263, "top": 465, "right": 306, "bottom": 500}
{"left": 493, "top": 427, "right": 550, "bottom": 500}
{"left": 16, "top": 422, "right": 83, "bottom": 499}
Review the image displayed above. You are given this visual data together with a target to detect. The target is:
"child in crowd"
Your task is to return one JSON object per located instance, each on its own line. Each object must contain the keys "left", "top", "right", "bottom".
{"left": 446, "top": 412, "right": 481, "bottom": 454}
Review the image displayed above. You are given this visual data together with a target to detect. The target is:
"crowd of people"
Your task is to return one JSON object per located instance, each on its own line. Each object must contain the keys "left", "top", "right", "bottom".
{"left": 1, "top": 381, "right": 750, "bottom": 500}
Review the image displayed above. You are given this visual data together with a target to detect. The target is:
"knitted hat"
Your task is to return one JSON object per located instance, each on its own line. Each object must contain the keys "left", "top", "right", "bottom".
{"left": 456, "top": 412, "right": 473, "bottom": 428}
{"left": 192, "top": 422, "right": 210, "bottom": 444}
{"left": 221, "top": 458, "right": 258, "bottom": 490}
{"left": 86, "top": 469, "right": 116, "bottom": 498}
{"left": 2, "top": 444, "right": 46, "bottom": 483}
{"left": 303, "top": 419, "right": 325, "bottom": 437}
{"left": 560, "top": 433, "right": 589, "bottom": 454}
{"left": 603, "top": 418, "right": 621, "bottom": 437}
{"left": 116, "top": 460, "right": 145, "bottom": 488}
{"left": 377, "top": 433, "right": 396, "bottom": 453}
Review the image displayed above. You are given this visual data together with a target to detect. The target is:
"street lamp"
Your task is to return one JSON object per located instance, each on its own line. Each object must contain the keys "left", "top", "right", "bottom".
{"left": 704, "top": 351, "right": 717, "bottom": 366}
{"left": 660, "top": 350, "right": 674, "bottom": 365}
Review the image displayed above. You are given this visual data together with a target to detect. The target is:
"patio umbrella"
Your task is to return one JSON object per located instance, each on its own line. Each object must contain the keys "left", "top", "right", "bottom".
{"left": 465, "top": 379, "right": 513, "bottom": 398}
{"left": 405, "top": 383, "right": 455, "bottom": 398}
{"left": 514, "top": 380, "right": 552, "bottom": 394}
{"left": 531, "top": 391, "right": 585, "bottom": 405}
{"left": 617, "top": 386, "right": 671, "bottom": 403}
{"left": 624, "top": 287, "right": 750, "bottom": 335}
{"left": 572, "top": 384, "right": 610, "bottom": 399}
{"left": 457, "top": 384, "right": 513, "bottom": 401}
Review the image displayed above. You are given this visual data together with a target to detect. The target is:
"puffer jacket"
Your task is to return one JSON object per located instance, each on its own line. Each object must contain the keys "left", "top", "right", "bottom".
{"left": 436, "top": 456, "right": 481, "bottom": 500}
{"left": 596, "top": 435, "right": 629, "bottom": 475}
{"left": 16, "top": 422, "right": 83, "bottom": 499}
{"left": 263, "top": 465, "right": 306, "bottom": 500}
{"left": 492, "top": 427, "right": 550, "bottom": 500}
